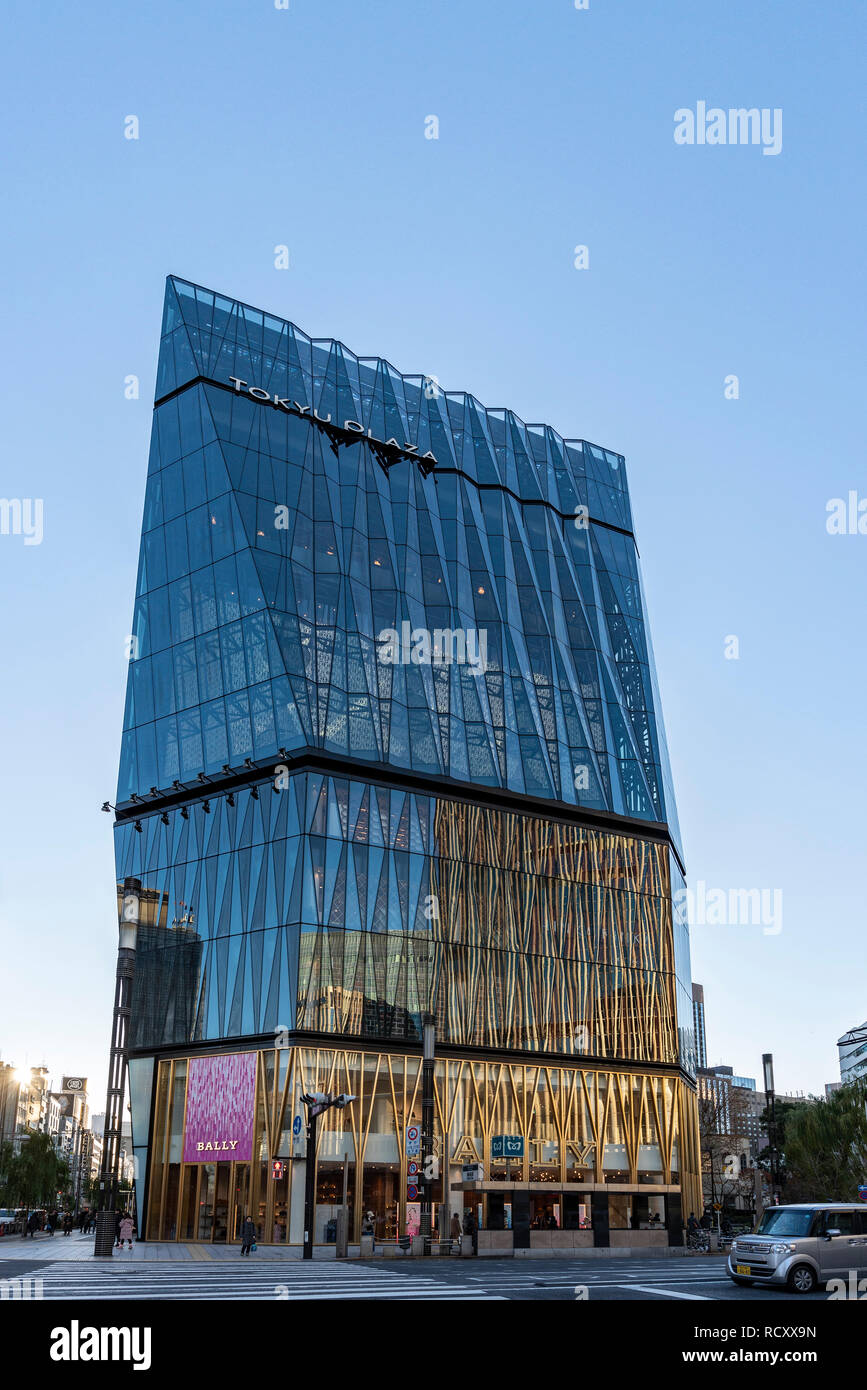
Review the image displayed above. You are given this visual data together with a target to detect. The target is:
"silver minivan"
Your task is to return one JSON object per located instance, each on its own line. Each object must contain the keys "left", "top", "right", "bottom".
{"left": 728, "top": 1202, "right": 867, "bottom": 1293}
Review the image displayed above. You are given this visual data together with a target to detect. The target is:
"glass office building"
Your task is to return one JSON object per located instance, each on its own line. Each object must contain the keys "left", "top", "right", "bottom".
{"left": 115, "top": 276, "right": 699, "bottom": 1250}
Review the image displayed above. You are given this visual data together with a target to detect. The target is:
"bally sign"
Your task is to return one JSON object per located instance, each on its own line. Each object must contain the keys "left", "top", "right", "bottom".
{"left": 182, "top": 1053, "right": 257, "bottom": 1163}
{"left": 228, "top": 377, "right": 438, "bottom": 473}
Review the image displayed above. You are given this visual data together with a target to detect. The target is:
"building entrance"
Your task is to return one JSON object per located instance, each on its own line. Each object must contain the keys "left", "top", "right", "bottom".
{"left": 174, "top": 1162, "right": 251, "bottom": 1243}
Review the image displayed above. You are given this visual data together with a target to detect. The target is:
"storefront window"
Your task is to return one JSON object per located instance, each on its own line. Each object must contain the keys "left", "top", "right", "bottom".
{"left": 530, "top": 1195, "right": 562, "bottom": 1229}
{"left": 271, "top": 1170, "right": 289, "bottom": 1243}
{"left": 604, "top": 1141, "right": 630, "bottom": 1182}
{"left": 198, "top": 1165, "right": 215, "bottom": 1240}
{"left": 178, "top": 1166, "right": 197, "bottom": 1240}
{"left": 362, "top": 1165, "right": 399, "bottom": 1243}
{"left": 562, "top": 1194, "right": 591, "bottom": 1229}
{"left": 232, "top": 1165, "right": 250, "bottom": 1240}
{"left": 609, "top": 1194, "right": 632, "bottom": 1229}
{"left": 315, "top": 1163, "right": 345, "bottom": 1244}
{"left": 529, "top": 1140, "right": 559, "bottom": 1183}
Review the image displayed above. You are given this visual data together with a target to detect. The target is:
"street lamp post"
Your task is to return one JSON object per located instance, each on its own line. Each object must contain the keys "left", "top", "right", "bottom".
{"left": 299, "top": 1091, "right": 355, "bottom": 1261}
{"left": 420, "top": 1013, "right": 436, "bottom": 1250}
{"left": 762, "top": 1052, "right": 778, "bottom": 1205}
{"left": 94, "top": 877, "right": 141, "bottom": 1257}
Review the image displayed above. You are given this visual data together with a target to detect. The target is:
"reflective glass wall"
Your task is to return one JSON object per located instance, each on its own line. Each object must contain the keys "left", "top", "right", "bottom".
{"left": 117, "top": 773, "right": 693, "bottom": 1071}
{"left": 119, "top": 276, "right": 684, "bottom": 848}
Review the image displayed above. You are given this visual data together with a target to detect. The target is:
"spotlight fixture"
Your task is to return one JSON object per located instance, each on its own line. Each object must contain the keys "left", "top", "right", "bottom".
{"left": 250, "top": 786, "right": 259, "bottom": 800}
{"left": 202, "top": 799, "right": 211, "bottom": 814}
{"left": 134, "top": 820, "right": 143, "bottom": 833}
{"left": 172, "top": 780, "right": 182, "bottom": 791}
{"left": 130, "top": 793, "right": 141, "bottom": 804}
{"left": 244, "top": 758, "right": 255, "bottom": 770}
{"left": 180, "top": 806, "right": 189, "bottom": 820}
{"left": 101, "top": 802, "right": 114, "bottom": 813}
{"left": 278, "top": 748, "right": 289, "bottom": 760}
{"left": 160, "top": 812, "right": 170, "bottom": 826}
{"left": 197, "top": 772, "right": 209, "bottom": 783}
{"left": 226, "top": 793, "right": 235, "bottom": 808}
{"left": 222, "top": 765, "right": 232, "bottom": 776}
{"left": 150, "top": 786, "right": 161, "bottom": 798}
{"left": 272, "top": 783, "right": 280, "bottom": 795}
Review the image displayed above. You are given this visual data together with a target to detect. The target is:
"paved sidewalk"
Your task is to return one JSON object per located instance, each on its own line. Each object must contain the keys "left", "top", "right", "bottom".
{"left": 0, "top": 1233, "right": 348, "bottom": 1263}
{"left": 0, "top": 1232, "right": 723, "bottom": 1267}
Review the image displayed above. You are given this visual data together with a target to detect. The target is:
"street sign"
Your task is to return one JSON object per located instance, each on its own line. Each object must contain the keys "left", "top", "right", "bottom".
{"left": 858, "top": 1185, "right": 867, "bottom": 1202}
{"left": 292, "top": 1116, "right": 302, "bottom": 1137}
{"left": 272, "top": 1160, "right": 284, "bottom": 1180}
{"left": 491, "top": 1134, "right": 524, "bottom": 1159}
{"left": 407, "top": 1184, "right": 419, "bottom": 1201}
{"left": 406, "top": 1124, "right": 420, "bottom": 1157}
{"left": 407, "top": 1160, "right": 419, "bottom": 1177}
{"left": 461, "top": 1162, "right": 485, "bottom": 1183}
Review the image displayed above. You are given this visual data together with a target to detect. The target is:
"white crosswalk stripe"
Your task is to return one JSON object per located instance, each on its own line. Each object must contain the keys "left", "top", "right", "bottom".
{"left": 33, "top": 1264, "right": 505, "bottom": 1300}
{"left": 12, "top": 1254, "right": 728, "bottom": 1301}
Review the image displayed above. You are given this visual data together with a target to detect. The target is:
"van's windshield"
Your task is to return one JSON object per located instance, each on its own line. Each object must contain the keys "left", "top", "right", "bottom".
{"left": 755, "top": 1209, "right": 816, "bottom": 1237}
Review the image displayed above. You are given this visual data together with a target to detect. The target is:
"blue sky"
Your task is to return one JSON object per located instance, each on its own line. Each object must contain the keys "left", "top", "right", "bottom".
{"left": 1, "top": 0, "right": 864, "bottom": 1102}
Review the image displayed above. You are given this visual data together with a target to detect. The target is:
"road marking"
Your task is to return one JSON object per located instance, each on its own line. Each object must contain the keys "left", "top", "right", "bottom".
{"left": 620, "top": 1283, "right": 709, "bottom": 1300}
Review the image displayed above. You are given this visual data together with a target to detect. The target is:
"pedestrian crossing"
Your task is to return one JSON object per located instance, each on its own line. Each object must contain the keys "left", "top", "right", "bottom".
{"left": 30, "top": 1261, "right": 505, "bottom": 1301}
{"left": 10, "top": 1253, "right": 729, "bottom": 1301}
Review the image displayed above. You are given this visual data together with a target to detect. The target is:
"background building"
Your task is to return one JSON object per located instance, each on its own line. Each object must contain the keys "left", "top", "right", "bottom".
{"left": 838, "top": 1020, "right": 867, "bottom": 1084}
{"left": 0, "top": 1063, "right": 19, "bottom": 1146}
{"left": 692, "top": 983, "right": 707, "bottom": 1071}
{"left": 112, "top": 276, "right": 700, "bottom": 1250}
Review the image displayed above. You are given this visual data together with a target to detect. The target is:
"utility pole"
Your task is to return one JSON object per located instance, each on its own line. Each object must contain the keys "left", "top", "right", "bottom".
{"left": 420, "top": 1013, "right": 436, "bottom": 1251}
{"left": 762, "top": 1053, "right": 778, "bottom": 1204}
{"left": 94, "top": 878, "right": 141, "bottom": 1257}
{"left": 299, "top": 1091, "right": 355, "bottom": 1261}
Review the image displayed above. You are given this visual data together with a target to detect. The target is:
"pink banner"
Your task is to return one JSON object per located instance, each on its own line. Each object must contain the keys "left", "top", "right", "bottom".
{"left": 182, "top": 1053, "right": 257, "bottom": 1163}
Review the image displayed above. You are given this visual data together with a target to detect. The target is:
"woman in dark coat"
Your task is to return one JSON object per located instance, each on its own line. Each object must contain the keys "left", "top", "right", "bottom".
{"left": 239, "top": 1216, "right": 257, "bottom": 1255}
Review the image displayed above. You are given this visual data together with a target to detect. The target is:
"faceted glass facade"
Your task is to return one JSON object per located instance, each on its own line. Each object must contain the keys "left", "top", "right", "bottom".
{"left": 120, "top": 276, "right": 681, "bottom": 842}
{"left": 116, "top": 277, "right": 697, "bottom": 1243}
{"left": 116, "top": 773, "right": 693, "bottom": 1068}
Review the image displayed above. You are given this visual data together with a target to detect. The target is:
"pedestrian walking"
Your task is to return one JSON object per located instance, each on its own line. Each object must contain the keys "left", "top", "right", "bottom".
{"left": 25, "top": 1210, "right": 39, "bottom": 1239}
{"left": 62, "top": 1212, "right": 73, "bottom": 1236}
{"left": 239, "top": 1215, "right": 256, "bottom": 1255}
{"left": 463, "top": 1209, "right": 477, "bottom": 1254}
{"left": 114, "top": 1212, "right": 122, "bottom": 1249}
{"left": 118, "top": 1213, "right": 134, "bottom": 1249}
{"left": 361, "top": 1210, "right": 376, "bottom": 1253}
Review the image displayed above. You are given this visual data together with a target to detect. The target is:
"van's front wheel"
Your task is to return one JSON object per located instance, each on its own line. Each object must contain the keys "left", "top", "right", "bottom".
{"left": 787, "top": 1264, "right": 818, "bottom": 1294}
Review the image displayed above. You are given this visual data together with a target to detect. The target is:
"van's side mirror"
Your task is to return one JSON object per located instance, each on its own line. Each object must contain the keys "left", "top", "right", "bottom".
{"left": 825, "top": 1228, "right": 841, "bottom": 1238}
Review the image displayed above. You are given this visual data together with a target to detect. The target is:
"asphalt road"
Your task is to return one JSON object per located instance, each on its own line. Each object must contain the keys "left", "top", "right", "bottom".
{"left": 0, "top": 1254, "right": 829, "bottom": 1301}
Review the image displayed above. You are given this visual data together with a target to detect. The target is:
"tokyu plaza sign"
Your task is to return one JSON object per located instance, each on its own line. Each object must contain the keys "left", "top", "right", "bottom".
{"left": 228, "top": 377, "right": 438, "bottom": 470}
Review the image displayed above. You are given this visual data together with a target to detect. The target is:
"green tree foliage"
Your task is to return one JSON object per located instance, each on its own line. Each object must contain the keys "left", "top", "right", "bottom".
{"left": 784, "top": 1082, "right": 867, "bottom": 1200}
{"left": 757, "top": 1098, "right": 807, "bottom": 1186}
{"left": 0, "top": 1130, "right": 71, "bottom": 1210}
